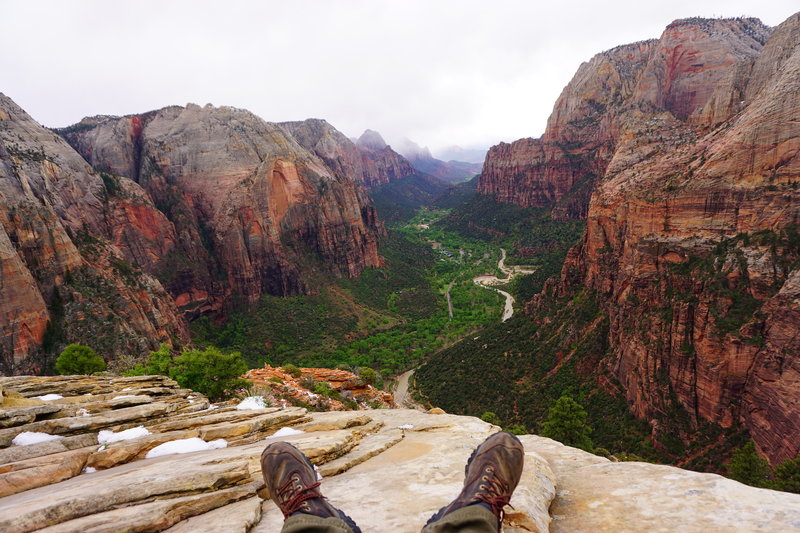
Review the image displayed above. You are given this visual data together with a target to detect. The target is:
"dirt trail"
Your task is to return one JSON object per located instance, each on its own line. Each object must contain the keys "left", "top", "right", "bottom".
{"left": 394, "top": 369, "right": 425, "bottom": 411}
{"left": 445, "top": 279, "right": 455, "bottom": 319}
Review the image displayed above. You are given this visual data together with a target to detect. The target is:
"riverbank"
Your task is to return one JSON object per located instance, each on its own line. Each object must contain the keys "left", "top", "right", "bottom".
{"left": 472, "top": 248, "right": 536, "bottom": 322}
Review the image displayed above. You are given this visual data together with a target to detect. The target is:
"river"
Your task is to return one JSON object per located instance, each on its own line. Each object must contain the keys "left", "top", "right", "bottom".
{"left": 472, "top": 248, "right": 535, "bottom": 322}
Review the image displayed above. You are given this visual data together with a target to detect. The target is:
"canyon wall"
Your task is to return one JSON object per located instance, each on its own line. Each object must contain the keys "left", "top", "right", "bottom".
{"left": 479, "top": 17, "right": 772, "bottom": 219}
{"left": 528, "top": 14, "right": 800, "bottom": 463}
{"left": 1, "top": 98, "right": 386, "bottom": 372}
{"left": 0, "top": 94, "right": 188, "bottom": 374}
{"left": 279, "top": 121, "right": 415, "bottom": 188}
{"left": 61, "top": 105, "right": 383, "bottom": 317}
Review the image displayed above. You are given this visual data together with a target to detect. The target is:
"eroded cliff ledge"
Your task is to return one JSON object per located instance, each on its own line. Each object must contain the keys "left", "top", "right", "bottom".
{"left": 0, "top": 375, "right": 798, "bottom": 533}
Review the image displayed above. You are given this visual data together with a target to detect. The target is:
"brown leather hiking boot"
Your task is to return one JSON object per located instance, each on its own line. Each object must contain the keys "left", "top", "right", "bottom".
{"left": 260, "top": 441, "right": 361, "bottom": 532}
{"left": 425, "top": 431, "right": 524, "bottom": 526}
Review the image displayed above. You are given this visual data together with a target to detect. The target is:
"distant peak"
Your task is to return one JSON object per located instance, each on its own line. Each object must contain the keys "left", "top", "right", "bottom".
{"left": 356, "top": 129, "right": 388, "bottom": 150}
{"left": 396, "top": 137, "right": 433, "bottom": 160}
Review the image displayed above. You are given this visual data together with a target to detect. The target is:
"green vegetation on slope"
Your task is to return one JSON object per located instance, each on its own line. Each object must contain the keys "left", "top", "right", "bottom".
{"left": 192, "top": 223, "right": 504, "bottom": 374}
{"left": 368, "top": 173, "right": 451, "bottom": 222}
{"left": 438, "top": 193, "right": 586, "bottom": 265}
{"left": 415, "top": 290, "right": 662, "bottom": 461}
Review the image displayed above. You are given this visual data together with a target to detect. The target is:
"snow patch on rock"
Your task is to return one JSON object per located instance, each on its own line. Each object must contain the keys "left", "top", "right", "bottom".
{"left": 145, "top": 438, "right": 228, "bottom": 459}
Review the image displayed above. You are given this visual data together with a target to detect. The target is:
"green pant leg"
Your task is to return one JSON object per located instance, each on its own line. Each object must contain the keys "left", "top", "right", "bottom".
{"left": 421, "top": 504, "right": 499, "bottom": 533}
{"left": 281, "top": 513, "right": 355, "bottom": 533}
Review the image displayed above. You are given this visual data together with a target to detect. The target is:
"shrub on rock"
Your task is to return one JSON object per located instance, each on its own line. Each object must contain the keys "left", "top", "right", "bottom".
{"left": 125, "top": 344, "right": 247, "bottom": 401}
{"left": 55, "top": 344, "right": 106, "bottom": 375}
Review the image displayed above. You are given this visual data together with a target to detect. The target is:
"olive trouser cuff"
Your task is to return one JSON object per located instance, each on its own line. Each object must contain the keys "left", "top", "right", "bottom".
{"left": 280, "top": 504, "right": 499, "bottom": 533}
{"left": 281, "top": 513, "right": 356, "bottom": 533}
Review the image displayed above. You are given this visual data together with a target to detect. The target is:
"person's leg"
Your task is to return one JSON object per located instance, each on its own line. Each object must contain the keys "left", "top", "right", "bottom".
{"left": 260, "top": 441, "right": 362, "bottom": 533}
{"left": 421, "top": 432, "right": 524, "bottom": 533}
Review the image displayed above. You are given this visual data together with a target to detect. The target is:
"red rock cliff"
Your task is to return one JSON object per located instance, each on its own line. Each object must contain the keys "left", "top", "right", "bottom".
{"left": 0, "top": 94, "right": 188, "bottom": 373}
{"left": 61, "top": 105, "right": 383, "bottom": 315}
{"left": 280, "top": 120, "right": 414, "bottom": 188}
{"left": 479, "top": 17, "right": 771, "bottom": 219}
{"left": 528, "top": 13, "right": 800, "bottom": 463}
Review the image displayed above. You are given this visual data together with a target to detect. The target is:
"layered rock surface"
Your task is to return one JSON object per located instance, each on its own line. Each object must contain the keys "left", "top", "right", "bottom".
{"left": 527, "top": 13, "right": 800, "bottom": 463}
{"left": 60, "top": 105, "right": 383, "bottom": 316}
{"left": 1, "top": 376, "right": 799, "bottom": 532}
{"left": 245, "top": 364, "right": 393, "bottom": 410}
{"left": 0, "top": 94, "right": 188, "bottom": 373}
{"left": 478, "top": 17, "right": 772, "bottom": 218}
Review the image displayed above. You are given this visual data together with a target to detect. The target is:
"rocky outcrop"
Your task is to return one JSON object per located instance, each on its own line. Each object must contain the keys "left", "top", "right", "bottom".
{"left": 1, "top": 375, "right": 798, "bottom": 532}
{"left": 528, "top": 13, "right": 800, "bottom": 463}
{"left": 280, "top": 120, "right": 415, "bottom": 188}
{"left": 60, "top": 105, "right": 383, "bottom": 315}
{"left": 245, "top": 365, "right": 393, "bottom": 410}
{"left": 0, "top": 94, "right": 188, "bottom": 373}
{"left": 479, "top": 17, "right": 772, "bottom": 219}
{"left": 353, "top": 129, "right": 416, "bottom": 186}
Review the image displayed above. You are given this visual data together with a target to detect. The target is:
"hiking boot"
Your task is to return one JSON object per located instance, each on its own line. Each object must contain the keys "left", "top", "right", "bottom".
{"left": 260, "top": 441, "right": 361, "bottom": 532}
{"left": 425, "top": 431, "right": 524, "bottom": 526}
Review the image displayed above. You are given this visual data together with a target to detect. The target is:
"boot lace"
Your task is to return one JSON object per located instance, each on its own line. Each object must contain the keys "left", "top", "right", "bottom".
{"left": 476, "top": 465, "right": 514, "bottom": 520}
{"left": 276, "top": 474, "right": 322, "bottom": 518}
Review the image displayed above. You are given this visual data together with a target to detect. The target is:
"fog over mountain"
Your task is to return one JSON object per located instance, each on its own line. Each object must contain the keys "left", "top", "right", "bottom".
{"left": 1, "top": 0, "right": 797, "bottom": 152}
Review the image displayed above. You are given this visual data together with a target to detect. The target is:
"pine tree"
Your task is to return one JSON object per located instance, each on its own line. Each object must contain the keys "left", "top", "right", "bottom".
{"left": 727, "top": 441, "right": 771, "bottom": 488}
{"left": 55, "top": 344, "right": 106, "bottom": 375}
{"left": 541, "top": 395, "right": 594, "bottom": 452}
{"left": 772, "top": 455, "right": 800, "bottom": 494}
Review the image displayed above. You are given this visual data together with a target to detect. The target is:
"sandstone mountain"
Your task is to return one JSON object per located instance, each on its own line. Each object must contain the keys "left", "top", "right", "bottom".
{"left": 353, "top": 129, "right": 416, "bottom": 186}
{"left": 1, "top": 96, "right": 388, "bottom": 372}
{"left": 280, "top": 120, "right": 415, "bottom": 188}
{"left": 60, "top": 105, "right": 384, "bottom": 313}
{"left": 1, "top": 375, "right": 798, "bottom": 532}
{"left": 539, "top": 12, "right": 800, "bottom": 464}
{"left": 478, "top": 17, "right": 772, "bottom": 219}
{"left": 523, "top": 14, "right": 800, "bottom": 463}
{"left": 0, "top": 94, "right": 188, "bottom": 374}
{"left": 396, "top": 137, "right": 483, "bottom": 183}
{"left": 423, "top": 12, "right": 800, "bottom": 467}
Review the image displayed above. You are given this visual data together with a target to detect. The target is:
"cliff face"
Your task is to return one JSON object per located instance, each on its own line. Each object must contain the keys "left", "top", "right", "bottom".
{"left": 529, "top": 13, "right": 800, "bottom": 463}
{"left": 353, "top": 129, "right": 416, "bottom": 186}
{"left": 479, "top": 17, "right": 772, "bottom": 219}
{"left": 61, "top": 106, "right": 383, "bottom": 315}
{"left": 280, "top": 120, "right": 414, "bottom": 188}
{"left": 0, "top": 94, "right": 188, "bottom": 373}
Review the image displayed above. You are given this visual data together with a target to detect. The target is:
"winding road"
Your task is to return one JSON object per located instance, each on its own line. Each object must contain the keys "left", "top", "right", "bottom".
{"left": 472, "top": 248, "right": 536, "bottom": 322}
{"left": 399, "top": 244, "right": 536, "bottom": 406}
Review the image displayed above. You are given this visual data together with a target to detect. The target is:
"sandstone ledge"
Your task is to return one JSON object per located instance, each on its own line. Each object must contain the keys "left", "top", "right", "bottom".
{"left": 0, "top": 376, "right": 798, "bottom": 532}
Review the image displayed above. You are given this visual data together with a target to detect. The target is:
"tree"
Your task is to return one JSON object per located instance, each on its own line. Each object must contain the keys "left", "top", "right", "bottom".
{"left": 726, "top": 441, "right": 771, "bottom": 488}
{"left": 772, "top": 455, "right": 800, "bottom": 494}
{"left": 130, "top": 344, "right": 173, "bottom": 376}
{"left": 124, "top": 345, "right": 247, "bottom": 401}
{"left": 171, "top": 347, "right": 248, "bottom": 401}
{"left": 358, "top": 367, "right": 377, "bottom": 386}
{"left": 505, "top": 424, "right": 527, "bottom": 436}
{"left": 540, "top": 395, "right": 594, "bottom": 452}
{"left": 55, "top": 344, "right": 106, "bottom": 375}
{"left": 282, "top": 364, "right": 302, "bottom": 378}
{"left": 480, "top": 411, "right": 502, "bottom": 426}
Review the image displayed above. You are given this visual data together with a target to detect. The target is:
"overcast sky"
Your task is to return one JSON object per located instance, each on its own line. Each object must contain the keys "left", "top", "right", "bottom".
{"left": 1, "top": 1, "right": 797, "bottom": 156}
